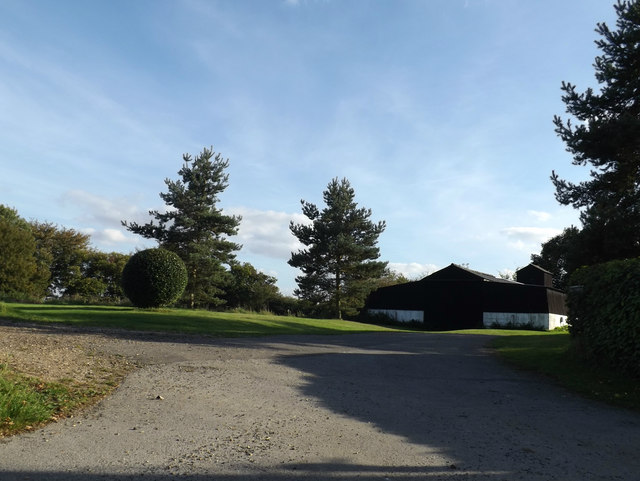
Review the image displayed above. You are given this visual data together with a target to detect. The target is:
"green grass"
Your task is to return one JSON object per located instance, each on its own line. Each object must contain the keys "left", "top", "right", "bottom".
{"left": 0, "top": 302, "right": 406, "bottom": 337}
{"left": 0, "top": 363, "right": 117, "bottom": 436}
{"left": 491, "top": 332, "right": 640, "bottom": 412}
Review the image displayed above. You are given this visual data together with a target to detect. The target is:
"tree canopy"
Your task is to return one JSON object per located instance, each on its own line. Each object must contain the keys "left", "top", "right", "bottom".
{"left": 0, "top": 206, "right": 47, "bottom": 299}
{"left": 224, "top": 262, "right": 280, "bottom": 312}
{"left": 289, "top": 178, "right": 387, "bottom": 319}
{"left": 122, "top": 147, "right": 241, "bottom": 308}
{"left": 531, "top": 226, "right": 587, "bottom": 289}
{"left": 548, "top": 0, "right": 640, "bottom": 269}
{"left": 30, "top": 221, "right": 92, "bottom": 297}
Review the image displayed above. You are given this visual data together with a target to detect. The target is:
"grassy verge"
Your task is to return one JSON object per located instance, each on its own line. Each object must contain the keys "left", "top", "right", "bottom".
{"left": 491, "top": 332, "right": 640, "bottom": 412}
{"left": 0, "top": 363, "right": 123, "bottom": 437}
{"left": 0, "top": 302, "right": 407, "bottom": 337}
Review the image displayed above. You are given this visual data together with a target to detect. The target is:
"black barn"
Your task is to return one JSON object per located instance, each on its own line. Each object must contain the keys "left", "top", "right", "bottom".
{"left": 365, "top": 263, "right": 567, "bottom": 330}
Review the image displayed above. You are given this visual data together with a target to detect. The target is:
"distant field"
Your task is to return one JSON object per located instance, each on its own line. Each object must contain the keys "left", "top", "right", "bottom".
{"left": 0, "top": 302, "right": 407, "bottom": 337}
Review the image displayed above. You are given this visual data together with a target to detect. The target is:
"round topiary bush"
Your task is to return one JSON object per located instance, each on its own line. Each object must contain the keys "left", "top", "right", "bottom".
{"left": 121, "top": 248, "right": 188, "bottom": 308}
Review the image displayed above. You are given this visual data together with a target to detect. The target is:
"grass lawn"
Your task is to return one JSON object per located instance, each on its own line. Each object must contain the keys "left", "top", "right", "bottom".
{"left": 491, "top": 332, "right": 640, "bottom": 412}
{"left": 0, "top": 302, "right": 406, "bottom": 337}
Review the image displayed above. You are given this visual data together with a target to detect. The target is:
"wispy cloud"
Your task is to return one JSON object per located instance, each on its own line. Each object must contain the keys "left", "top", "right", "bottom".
{"left": 60, "top": 190, "right": 151, "bottom": 227}
{"left": 59, "top": 190, "right": 158, "bottom": 252}
{"left": 527, "top": 210, "right": 552, "bottom": 222}
{"left": 0, "top": 32, "right": 190, "bottom": 206}
{"left": 228, "top": 207, "right": 310, "bottom": 260}
{"left": 80, "top": 227, "right": 146, "bottom": 250}
{"left": 388, "top": 262, "right": 438, "bottom": 280}
{"left": 501, "top": 226, "right": 561, "bottom": 251}
{"left": 58, "top": 189, "right": 310, "bottom": 263}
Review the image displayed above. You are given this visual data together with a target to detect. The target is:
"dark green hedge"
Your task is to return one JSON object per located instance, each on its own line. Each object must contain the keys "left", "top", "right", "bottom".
{"left": 121, "top": 248, "right": 188, "bottom": 308}
{"left": 568, "top": 258, "right": 640, "bottom": 376}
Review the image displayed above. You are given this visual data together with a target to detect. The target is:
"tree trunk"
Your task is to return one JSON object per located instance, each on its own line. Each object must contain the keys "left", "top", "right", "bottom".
{"left": 190, "top": 267, "right": 196, "bottom": 309}
{"left": 335, "top": 268, "right": 342, "bottom": 320}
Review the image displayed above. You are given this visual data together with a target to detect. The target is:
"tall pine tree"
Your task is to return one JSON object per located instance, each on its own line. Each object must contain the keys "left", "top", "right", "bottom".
{"left": 123, "top": 147, "right": 241, "bottom": 308}
{"left": 550, "top": 0, "right": 640, "bottom": 264}
{"left": 289, "top": 178, "right": 387, "bottom": 319}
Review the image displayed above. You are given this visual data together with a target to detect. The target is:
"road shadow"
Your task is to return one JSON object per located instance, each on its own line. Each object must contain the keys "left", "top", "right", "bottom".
{"left": 272, "top": 334, "right": 640, "bottom": 480}
{"left": 0, "top": 463, "right": 502, "bottom": 481}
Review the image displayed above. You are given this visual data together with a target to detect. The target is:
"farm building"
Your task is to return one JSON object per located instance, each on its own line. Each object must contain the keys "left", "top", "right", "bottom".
{"left": 365, "top": 263, "right": 567, "bottom": 330}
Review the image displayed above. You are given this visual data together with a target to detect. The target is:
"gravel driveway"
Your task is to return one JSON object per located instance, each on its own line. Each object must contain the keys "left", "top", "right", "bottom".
{"left": 0, "top": 331, "right": 639, "bottom": 480}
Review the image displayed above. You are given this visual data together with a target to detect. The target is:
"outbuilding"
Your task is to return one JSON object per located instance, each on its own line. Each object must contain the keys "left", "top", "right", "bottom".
{"left": 365, "top": 263, "right": 567, "bottom": 330}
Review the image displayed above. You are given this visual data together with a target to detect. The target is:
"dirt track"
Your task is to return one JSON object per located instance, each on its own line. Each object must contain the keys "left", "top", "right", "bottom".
{"left": 1, "top": 327, "right": 639, "bottom": 480}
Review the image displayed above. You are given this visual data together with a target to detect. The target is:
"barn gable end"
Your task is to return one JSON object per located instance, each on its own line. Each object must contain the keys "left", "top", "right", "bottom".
{"left": 516, "top": 264, "right": 553, "bottom": 287}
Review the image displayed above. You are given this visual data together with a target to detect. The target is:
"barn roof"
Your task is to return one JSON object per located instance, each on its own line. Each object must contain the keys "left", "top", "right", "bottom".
{"left": 422, "top": 263, "right": 520, "bottom": 284}
{"left": 516, "top": 263, "right": 553, "bottom": 275}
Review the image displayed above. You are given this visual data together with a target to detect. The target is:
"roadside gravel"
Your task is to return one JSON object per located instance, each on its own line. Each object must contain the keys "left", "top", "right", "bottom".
{"left": 0, "top": 322, "right": 639, "bottom": 480}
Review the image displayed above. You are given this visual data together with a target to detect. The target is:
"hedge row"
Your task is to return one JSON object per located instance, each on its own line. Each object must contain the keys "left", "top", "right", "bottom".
{"left": 568, "top": 258, "right": 640, "bottom": 376}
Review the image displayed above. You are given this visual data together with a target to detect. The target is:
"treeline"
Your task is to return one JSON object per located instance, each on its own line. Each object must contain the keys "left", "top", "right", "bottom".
{"left": 1, "top": 150, "right": 404, "bottom": 316}
{"left": 0, "top": 204, "right": 293, "bottom": 312}
{"left": 0, "top": 204, "right": 126, "bottom": 303}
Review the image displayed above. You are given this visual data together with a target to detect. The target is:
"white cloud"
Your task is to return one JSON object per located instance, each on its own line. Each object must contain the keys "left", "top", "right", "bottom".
{"left": 497, "top": 268, "right": 516, "bottom": 280}
{"left": 501, "top": 226, "right": 561, "bottom": 251}
{"left": 60, "top": 193, "right": 310, "bottom": 260}
{"left": 527, "top": 210, "right": 552, "bottom": 222}
{"left": 101, "top": 228, "right": 128, "bottom": 243}
{"left": 60, "top": 190, "right": 153, "bottom": 227}
{"left": 80, "top": 227, "right": 148, "bottom": 250}
{"left": 59, "top": 190, "right": 159, "bottom": 252}
{"left": 229, "top": 206, "right": 310, "bottom": 260}
{"left": 388, "top": 262, "right": 438, "bottom": 280}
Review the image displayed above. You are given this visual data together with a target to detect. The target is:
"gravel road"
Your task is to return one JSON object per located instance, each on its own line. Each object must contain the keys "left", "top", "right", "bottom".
{"left": 1, "top": 331, "right": 639, "bottom": 480}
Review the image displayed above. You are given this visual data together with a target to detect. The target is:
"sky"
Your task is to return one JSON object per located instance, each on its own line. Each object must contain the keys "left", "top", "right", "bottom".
{"left": 0, "top": 0, "right": 619, "bottom": 295}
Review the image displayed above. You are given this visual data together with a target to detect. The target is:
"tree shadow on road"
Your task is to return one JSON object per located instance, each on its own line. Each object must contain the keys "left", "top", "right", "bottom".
{"left": 0, "top": 462, "right": 506, "bottom": 481}
{"left": 272, "top": 336, "right": 640, "bottom": 480}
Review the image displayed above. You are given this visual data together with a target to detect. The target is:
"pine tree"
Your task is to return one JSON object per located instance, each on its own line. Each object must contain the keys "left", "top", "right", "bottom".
{"left": 289, "top": 178, "right": 387, "bottom": 319}
{"left": 551, "top": 0, "right": 640, "bottom": 263}
{"left": 122, "top": 147, "right": 241, "bottom": 308}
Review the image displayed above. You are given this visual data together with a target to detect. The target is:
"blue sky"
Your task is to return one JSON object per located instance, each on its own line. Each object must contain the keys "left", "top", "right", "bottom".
{"left": 0, "top": 0, "right": 618, "bottom": 294}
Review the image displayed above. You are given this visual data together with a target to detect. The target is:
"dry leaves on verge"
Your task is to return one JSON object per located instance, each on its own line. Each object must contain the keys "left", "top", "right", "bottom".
{"left": 0, "top": 322, "right": 134, "bottom": 386}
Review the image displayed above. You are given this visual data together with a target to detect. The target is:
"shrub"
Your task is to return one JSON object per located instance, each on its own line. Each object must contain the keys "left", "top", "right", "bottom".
{"left": 267, "top": 295, "right": 302, "bottom": 316}
{"left": 568, "top": 258, "right": 640, "bottom": 376}
{"left": 121, "top": 248, "right": 187, "bottom": 308}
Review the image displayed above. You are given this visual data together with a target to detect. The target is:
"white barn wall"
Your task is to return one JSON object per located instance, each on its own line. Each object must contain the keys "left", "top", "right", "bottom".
{"left": 483, "top": 312, "right": 568, "bottom": 330}
{"left": 368, "top": 309, "right": 568, "bottom": 330}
